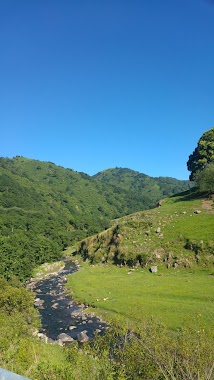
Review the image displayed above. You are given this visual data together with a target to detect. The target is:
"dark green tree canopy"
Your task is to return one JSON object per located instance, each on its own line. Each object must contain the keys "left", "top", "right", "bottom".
{"left": 196, "top": 163, "right": 214, "bottom": 194}
{"left": 187, "top": 127, "right": 214, "bottom": 180}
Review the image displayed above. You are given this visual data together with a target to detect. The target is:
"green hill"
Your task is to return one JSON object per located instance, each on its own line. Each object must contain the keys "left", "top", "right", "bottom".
{"left": 0, "top": 156, "right": 190, "bottom": 279}
{"left": 77, "top": 190, "right": 214, "bottom": 268}
{"left": 94, "top": 167, "right": 191, "bottom": 211}
{"left": 70, "top": 191, "right": 214, "bottom": 330}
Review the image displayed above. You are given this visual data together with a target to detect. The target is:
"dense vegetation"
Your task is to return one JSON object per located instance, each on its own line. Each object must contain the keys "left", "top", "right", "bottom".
{"left": 187, "top": 126, "right": 214, "bottom": 180}
{"left": 0, "top": 156, "right": 190, "bottom": 280}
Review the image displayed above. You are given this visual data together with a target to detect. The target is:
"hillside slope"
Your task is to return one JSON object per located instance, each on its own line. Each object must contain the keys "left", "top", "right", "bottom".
{"left": 77, "top": 190, "right": 214, "bottom": 268}
{"left": 0, "top": 156, "right": 191, "bottom": 279}
{"left": 94, "top": 167, "right": 191, "bottom": 212}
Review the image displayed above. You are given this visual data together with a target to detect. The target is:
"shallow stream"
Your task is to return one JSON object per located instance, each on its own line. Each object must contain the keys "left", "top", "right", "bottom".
{"left": 31, "top": 260, "right": 107, "bottom": 342}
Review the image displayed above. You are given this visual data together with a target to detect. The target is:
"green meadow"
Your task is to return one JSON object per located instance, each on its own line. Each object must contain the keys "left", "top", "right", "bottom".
{"left": 68, "top": 264, "right": 214, "bottom": 330}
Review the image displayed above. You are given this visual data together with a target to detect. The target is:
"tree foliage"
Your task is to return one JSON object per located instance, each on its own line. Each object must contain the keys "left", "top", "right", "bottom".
{"left": 196, "top": 162, "right": 214, "bottom": 193}
{"left": 187, "top": 127, "right": 214, "bottom": 180}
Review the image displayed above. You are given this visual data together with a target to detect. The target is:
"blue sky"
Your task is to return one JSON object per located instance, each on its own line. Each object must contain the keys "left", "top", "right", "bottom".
{"left": 0, "top": 0, "right": 213, "bottom": 179}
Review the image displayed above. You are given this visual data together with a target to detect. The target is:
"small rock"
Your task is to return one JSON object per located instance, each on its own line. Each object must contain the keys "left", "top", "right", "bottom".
{"left": 57, "top": 333, "right": 74, "bottom": 343}
{"left": 51, "top": 303, "right": 59, "bottom": 309}
{"left": 37, "top": 333, "right": 48, "bottom": 343}
{"left": 156, "top": 227, "right": 161, "bottom": 233}
{"left": 68, "top": 325, "right": 76, "bottom": 330}
{"left": 149, "top": 266, "right": 158, "bottom": 273}
{"left": 194, "top": 210, "right": 201, "bottom": 214}
{"left": 77, "top": 331, "right": 89, "bottom": 343}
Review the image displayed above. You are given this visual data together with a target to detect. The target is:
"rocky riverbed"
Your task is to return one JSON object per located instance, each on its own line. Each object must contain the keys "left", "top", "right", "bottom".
{"left": 28, "top": 260, "right": 107, "bottom": 345}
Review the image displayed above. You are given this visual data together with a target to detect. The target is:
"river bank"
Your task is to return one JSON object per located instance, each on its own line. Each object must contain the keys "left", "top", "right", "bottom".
{"left": 27, "top": 259, "right": 107, "bottom": 345}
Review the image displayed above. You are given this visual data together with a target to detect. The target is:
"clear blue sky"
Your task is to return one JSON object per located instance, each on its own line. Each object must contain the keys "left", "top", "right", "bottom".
{"left": 0, "top": 0, "right": 213, "bottom": 179}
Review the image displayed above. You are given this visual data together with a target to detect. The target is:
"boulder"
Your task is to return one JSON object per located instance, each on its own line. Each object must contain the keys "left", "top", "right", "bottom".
{"left": 37, "top": 333, "right": 48, "bottom": 343}
{"left": 77, "top": 331, "right": 89, "bottom": 343}
{"left": 34, "top": 298, "right": 44, "bottom": 306}
{"left": 57, "top": 333, "right": 74, "bottom": 343}
{"left": 149, "top": 266, "right": 158, "bottom": 273}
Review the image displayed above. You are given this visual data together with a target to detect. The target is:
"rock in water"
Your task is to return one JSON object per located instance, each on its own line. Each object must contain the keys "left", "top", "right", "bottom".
{"left": 57, "top": 333, "right": 74, "bottom": 343}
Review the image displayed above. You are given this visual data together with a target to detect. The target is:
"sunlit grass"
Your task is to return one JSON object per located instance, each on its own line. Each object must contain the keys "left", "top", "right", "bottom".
{"left": 68, "top": 262, "right": 214, "bottom": 330}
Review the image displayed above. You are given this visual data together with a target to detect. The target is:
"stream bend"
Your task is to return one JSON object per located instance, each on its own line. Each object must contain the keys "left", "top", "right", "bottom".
{"left": 30, "top": 260, "right": 107, "bottom": 343}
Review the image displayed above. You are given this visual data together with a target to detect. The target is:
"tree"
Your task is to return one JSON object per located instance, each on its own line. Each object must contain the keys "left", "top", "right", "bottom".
{"left": 187, "top": 127, "right": 214, "bottom": 180}
{"left": 196, "top": 163, "right": 214, "bottom": 194}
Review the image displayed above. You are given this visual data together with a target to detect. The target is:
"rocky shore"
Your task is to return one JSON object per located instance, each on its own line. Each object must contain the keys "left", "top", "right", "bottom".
{"left": 27, "top": 259, "right": 107, "bottom": 345}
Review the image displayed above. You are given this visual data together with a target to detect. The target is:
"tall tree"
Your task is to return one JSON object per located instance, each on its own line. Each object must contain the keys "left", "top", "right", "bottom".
{"left": 187, "top": 127, "right": 214, "bottom": 180}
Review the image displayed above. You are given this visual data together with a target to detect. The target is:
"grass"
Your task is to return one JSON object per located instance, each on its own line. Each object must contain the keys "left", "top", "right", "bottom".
{"left": 32, "top": 261, "right": 65, "bottom": 278}
{"left": 68, "top": 191, "right": 214, "bottom": 331}
{"left": 68, "top": 263, "right": 214, "bottom": 330}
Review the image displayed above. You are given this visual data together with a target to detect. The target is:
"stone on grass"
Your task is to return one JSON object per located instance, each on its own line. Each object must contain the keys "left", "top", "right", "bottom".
{"left": 77, "top": 331, "right": 89, "bottom": 343}
{"left": 149, "top": 266, "right": 158, "bottom": 273}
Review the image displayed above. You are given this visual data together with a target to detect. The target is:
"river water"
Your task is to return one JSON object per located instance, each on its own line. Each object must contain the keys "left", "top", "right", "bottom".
{"left": 31, "top": 260, "right": 107, "bottom": 342}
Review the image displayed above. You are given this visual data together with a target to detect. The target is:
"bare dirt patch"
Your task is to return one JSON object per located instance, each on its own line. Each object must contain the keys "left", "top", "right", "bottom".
{"left": 201, "top": 199, "right": 214, "bottom": 213}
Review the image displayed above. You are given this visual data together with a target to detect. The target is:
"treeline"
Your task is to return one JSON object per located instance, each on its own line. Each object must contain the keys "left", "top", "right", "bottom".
{"left": 0, "top": 156, "right": 190, "bottom": 279}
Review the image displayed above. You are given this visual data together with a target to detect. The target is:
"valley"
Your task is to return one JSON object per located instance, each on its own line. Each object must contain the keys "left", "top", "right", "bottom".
{"left": 0, "top": 155, "right": 213, "bottom": 380}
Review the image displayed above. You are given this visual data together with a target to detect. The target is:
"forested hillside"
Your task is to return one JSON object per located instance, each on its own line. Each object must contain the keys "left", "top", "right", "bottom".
{"left": 94, "top": 168, "right": 191, "bottom": 209}
{"left": 0, "top": 156, "right": 190, "bottom": 279}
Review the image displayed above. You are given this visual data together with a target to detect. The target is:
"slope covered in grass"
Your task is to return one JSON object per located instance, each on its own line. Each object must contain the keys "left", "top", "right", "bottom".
{"left": 70, "top": 191, "right": 214, "bottom": 329}
{"left": 77, "top": 190, "right": 214, "bottom": 268}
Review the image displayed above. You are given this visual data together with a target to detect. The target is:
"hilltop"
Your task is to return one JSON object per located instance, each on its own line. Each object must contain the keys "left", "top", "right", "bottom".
{"left": 0, "top": 156, "right": 190, "bottom": 279}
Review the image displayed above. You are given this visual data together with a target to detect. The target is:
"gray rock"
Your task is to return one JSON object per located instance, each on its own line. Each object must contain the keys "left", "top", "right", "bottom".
{"left": 156, "top": 227, "right": 161, "bottom": 233}
{"left": 194, "top": 210, "right": 201, "bottom": 214}
{"left": 150, "top": 266, "right": 158, "bottom": 273}
{"left": 51, "top": 303, "right": 58, "bottom": 309}
{"left": 57, "top": 333, "right": 74, "bottom": 343}
{"left": 77, "top": 331, "right": 89, "bottom": 343}
{"left": 68, "top": 325, "right": 76, "bottom": 330}
{"left": 37, "top": 333, "right": 48, "bottom": 343}
{"left": 34, "top": 298, "right": 44, "bottom": 306}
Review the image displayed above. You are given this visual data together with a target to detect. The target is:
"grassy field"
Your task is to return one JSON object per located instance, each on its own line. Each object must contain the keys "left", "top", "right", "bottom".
{"left": 67, "top": 192, "right": 214, "bottom": 331}
{"left": 67, "top": 263, "right": 214, "bottom": 330}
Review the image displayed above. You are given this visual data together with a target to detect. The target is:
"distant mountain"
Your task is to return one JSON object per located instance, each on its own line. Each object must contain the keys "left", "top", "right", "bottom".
{"left": 0, "top": 157, "right": 191, "bottom": 279}
{"left": 94, "top": 167, "right": 191, "bottom": 212}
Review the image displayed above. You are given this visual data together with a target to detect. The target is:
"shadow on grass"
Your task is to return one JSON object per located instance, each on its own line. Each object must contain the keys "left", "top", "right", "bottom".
{"left": 171, "top": 187, "right": 211, "bottom": 202}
